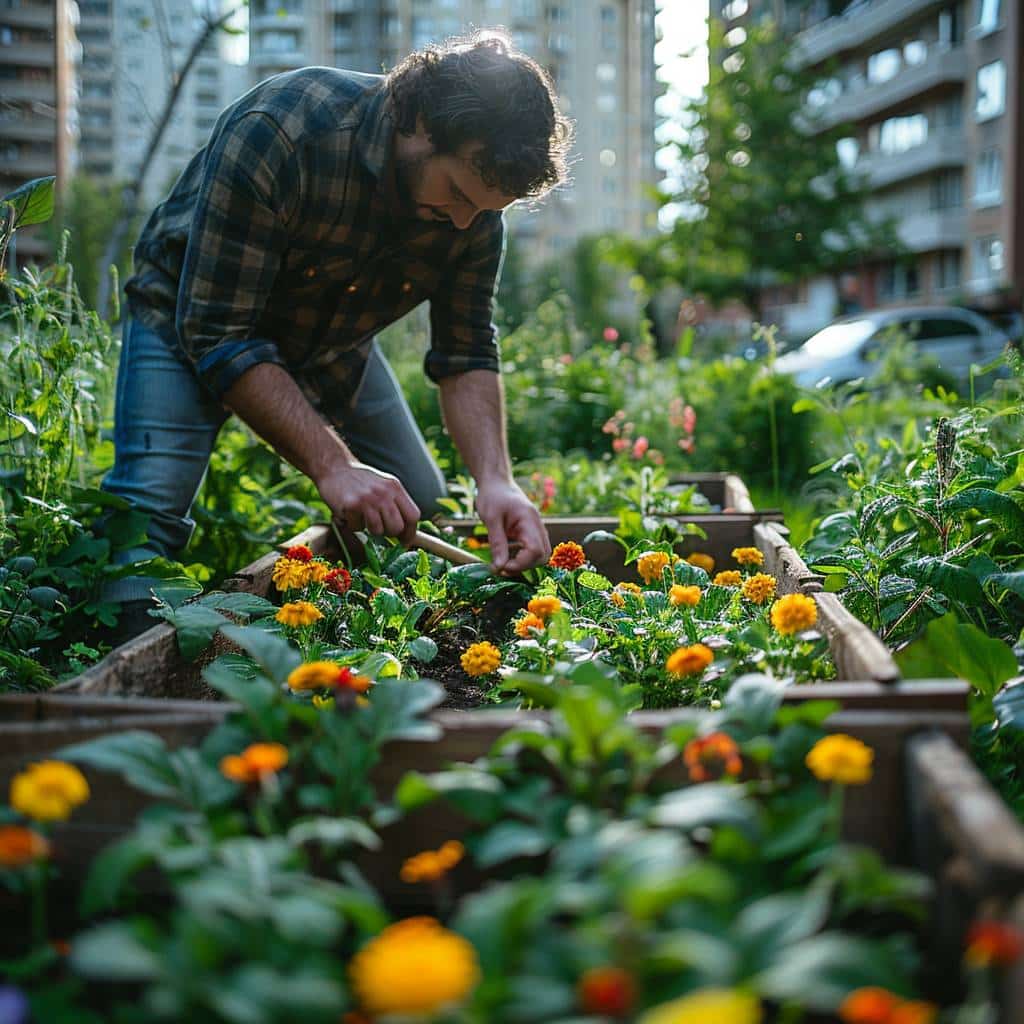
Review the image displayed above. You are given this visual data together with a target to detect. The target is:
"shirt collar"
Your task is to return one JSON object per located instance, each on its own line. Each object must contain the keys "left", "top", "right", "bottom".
{"left": 353, "top": 80, "right": 394, "bottom": 182}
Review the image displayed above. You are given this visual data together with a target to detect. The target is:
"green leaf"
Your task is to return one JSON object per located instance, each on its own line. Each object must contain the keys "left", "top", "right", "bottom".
{"left": 2, "top": 176, "right": 56, "bottom": 227}
{"left": 220, "top": 624, "right": 301, "bottom": 684}
{"left": 58, "top": 730, "right": 182, "bottom": 800}
{"left": 407, "top": 636, "right": 438, "bottom": 663}
{"left": 151, "top": 577, "right": 204, "bottom": 609}
{"left": 903, "top": 556, "right": 984, "bottom": 605}
{"left": 473, "top": 821, "right": 551, "bottom": 867}
{"left": 994, "top": 683, "right": 1024, "bottom": 732}
{"left": 941, "top": 487, "right": 1024, "bottom": 534}
{"left": 287, "top": 817, "right": 380, "bottom": 851}
{"left": 201, "top": 654, "right": 277, "bottom": 713}
{"left": 895, "top": 612, "right": 1017, "bottom": 696}
{"left": 446, "top": 562, "right": 495, "bottom": 595}
{"left": 79, "top": 836, "right": 153, "bottom": 916}
{"left": 650, "top": 783, "right": 759, "bottom": 837}
{"left": 394, "top": 767, "right": 502, "bottom": 820}
{"left": 577, "top": 570, "right": 612, "bottom": 591}
{"left": 161, "top": 604, "right": 230, "bottom": 661}
{"left": 985, "top": 571, "right": 1024, "bottom": 601}
{"left": 69, "top": 922, "right": 162, "bottom": 982}
{"left": 202, "top": 592, "right": 278, "bottom": 620}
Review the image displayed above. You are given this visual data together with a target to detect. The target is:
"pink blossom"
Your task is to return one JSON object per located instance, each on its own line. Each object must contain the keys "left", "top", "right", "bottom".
{"left": 612, "top": 438, "right": 630, "bottom": 453}
{"left": 603, "top": 326, "right": 619, "bottom": 343}
{"left": 558, "top": 353, "right": 573, "bottom": 364}
{"left": 632, "top": 436, "right": 650, "bottom": 459}
{"left": 678, "top": 437, "right": 695, "bottom": 453}
{"left": 543, "top": 476, "right": 556, "bottom": 500}
{"left": 682, "top": 404, "right": 697, "bottom": 435}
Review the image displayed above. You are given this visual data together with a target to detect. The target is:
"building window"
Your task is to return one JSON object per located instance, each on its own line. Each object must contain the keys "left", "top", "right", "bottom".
{"left": 595, "top": 62, "right": 615, "bottom": 82}
{"left": 602, "top": 176, "right": 617, "bottom": 195}
{"left": 867, "top": 48, "right": 901, "bottom": 84}
{"left": 976, "top": 0, "right": 1001, "bottom": 33}
{"left": 936, "top": 250, "right": 961, "bottom": 290}
{"left": 930, "top": 170, "right": 963, "bottom": 210}
{"left": 836, "top": 137, "right": 859, "bottom": 170}
{"left": 871, "top": 113, "right": 928, "bottom": 154}
{"left": 972, "top": 235, "right": 1004, "bottom": 284}
{"left": 974, "top": 148, "right": 1002, "bottom": 207}
{"left": 596, "top": 93, "right": 616, "bottom": 113}
{"left": 600, "top": 5, "right": 615, "bottom": 23}
{"left": 938, "top": 4, "right": 962, "bottom": 46}
{"left": 937, "top": 94, "right": 962, "bottom": 129}
{"left": 903, "top": 39, "right": 927, "bottom": 65}
{"left": 599, "top": 148, "right": 616, "bottom": 167}
{"left": 975, "top": 61, "right": 1006, "bottom": 121}
{"left": 879, "top": 262, "right": 920, "bottom": 301}
{"left": 721, "top": 0, "right": 749, "bottom": 18}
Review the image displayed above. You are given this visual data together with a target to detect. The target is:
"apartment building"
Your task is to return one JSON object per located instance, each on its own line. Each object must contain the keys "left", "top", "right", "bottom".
{"left": 249, "top": 0, "right": 660, "bottom": 267}
{"left": 0, "top": 0, "right": 80, "bottom": 261}
{"left": 76, "top": 0, "right": 247, "bottom": 206}
{"left": 715, "top": 0, "right": 1022, "bottom": 338}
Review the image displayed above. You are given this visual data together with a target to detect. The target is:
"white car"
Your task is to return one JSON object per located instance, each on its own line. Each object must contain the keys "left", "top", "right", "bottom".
{"left": 774, "top": 307, "right": 1009, "bottom": 389}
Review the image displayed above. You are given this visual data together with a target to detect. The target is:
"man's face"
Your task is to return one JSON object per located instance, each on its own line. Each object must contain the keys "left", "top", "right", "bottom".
{"left": 394, "top": 141, "right": 518, "bottom": 230}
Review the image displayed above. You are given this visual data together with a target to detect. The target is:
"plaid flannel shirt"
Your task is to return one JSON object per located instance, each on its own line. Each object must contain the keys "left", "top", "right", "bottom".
{"left": 125, "top": 67, "right": 505, "bottom": 413}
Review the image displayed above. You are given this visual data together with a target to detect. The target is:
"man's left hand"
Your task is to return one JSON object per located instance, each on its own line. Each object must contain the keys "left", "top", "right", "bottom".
{"left": 475, "top": 480, "right": 551, "bottom": 574}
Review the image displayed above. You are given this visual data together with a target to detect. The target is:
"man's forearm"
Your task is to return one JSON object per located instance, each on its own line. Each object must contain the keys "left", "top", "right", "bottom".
{"left": 222, "top": 362, "right": 352, "bottom": 484}
{"left": 438, "top": 369, "right": 514, "bottom": 486}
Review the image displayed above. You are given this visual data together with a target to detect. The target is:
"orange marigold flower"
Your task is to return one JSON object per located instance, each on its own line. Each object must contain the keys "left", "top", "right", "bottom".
{"left": 460, "top": 641, "right": 501, "bottom": 677}
{"left": 965, "top": 920, "right": 1024, "bottom": 968}
{"left": 637, "top": 550, "right": 672, "bottom": 584}
{"left": 271, "top": 557, "right": 308, "bottom": 592}
{"left": 684, "top": 732, "right": 742, "bottom": 782}
{"left": 891, "top": 1002, "right": 938, "bottom": 1024}
{"left": 219, "top": 742, "right": 288, "bottom": 784}
{"left": 806, "top": 734, "right": 874, "bottom": 786}
{"left": 0, "top": 824, "right": 51, "bottom": 867}
{"left": 732, "top": 546, "right": 765, "bottom": 567}
{"left": 578, "top": 966, "right": 637, "bottom": 1017}
{"left": 288, "top": 660, "right": 345, "bottom": 691}
{"left": 549, "top": 541, "right": 586, "bottom": 571}
{"left": 839, "top": 988, "right": 900, "bottom": 1024}
{"left": 771, "top": 593, "right": 818, "bottom": 635}
{"left": 686, "top": 552, "right": 715, "bottom": 574}
{"left": 666, "top": 643, "right": 714, "bottom": 678}
{"left": 741, "top": 573, "right": 777, "bottom": 605}
{"left": 305, "top": 560, "right": 330, "bottom": 583}
{"left": 350, "top": 917, "right": 480, "bottom": 1016}
{"left": 275, "top": 601, "right": 323, "bottom": 628}
{"left": 285, "top": 544, "right": 314, "bottom": 563}
{"left": 669, "top": 584, "right": 702, "bottom": 607}
{"left": 515, "top": 613, "right": 547, "bottom": 638}
{"left": 609, "top": 590, "right": 625, "bottom": 607}
{"left": 617, "top": 582, "right": 643, "bottom": 595}
{"left": 465, "top": 536, "right": 489, "bottom": 550}
{"left": 10, "top": 761, "right": 90, "bottom": 822}
{"left": 401, "top": 840, "right": 465, "bottom": 883}
{"left": 714, "top": 570, "right": 742, "bottom": 587}
{"left": 527, "top": 595, "right": 562, "bottom": 619}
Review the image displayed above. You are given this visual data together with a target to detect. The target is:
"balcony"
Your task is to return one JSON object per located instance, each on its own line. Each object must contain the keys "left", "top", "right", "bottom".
{"left": 855, "top": 131, "right": 966, "bottom": 188}
{"left": 2, "top": 80, "right": 54, "bottom": 102}
{"left": 793, "top": 0, "right": 948, "bottom": 65}
{"left": 896, "top": 208, "right": 967, "bottom": 252}
{"left": 0, "top": 152, "right": 56, "bottom": 178}
{"left": 1, "top": 3, "right": 53, "bottom": 29}
{"left": 250, "top": 12, "right": 305, "bottom": 30}
{"left": 0, "top": 116, "right": 58, "bottom": 141}
{"left": 810, "top": 48, "right": 967, "bottom": 131}
{"left": 6, "top": 42, "right": 55, "bottom": 67}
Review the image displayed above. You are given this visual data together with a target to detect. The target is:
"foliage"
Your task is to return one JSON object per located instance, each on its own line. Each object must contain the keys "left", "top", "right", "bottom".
{"left": 636, "top": 17, "right": 892, "bottom": 313}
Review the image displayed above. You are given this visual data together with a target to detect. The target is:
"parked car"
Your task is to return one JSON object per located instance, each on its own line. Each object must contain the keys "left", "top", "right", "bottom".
{"left": 774, "top": 307, "right": 1010, "bottom": 389}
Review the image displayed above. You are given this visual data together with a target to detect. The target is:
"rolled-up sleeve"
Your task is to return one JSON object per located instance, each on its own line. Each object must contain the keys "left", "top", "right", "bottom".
{"left": 425, "top": 212, "right": 504, "bottom": 382}
{"left": 175, "top": 111, "right": 300, "bottom": 397}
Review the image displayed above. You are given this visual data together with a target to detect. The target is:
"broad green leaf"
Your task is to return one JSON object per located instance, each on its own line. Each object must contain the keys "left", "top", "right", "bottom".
{"left": 407, "top": 635, "right": 438, "bottom": 663}
{"left": 577, "top": 570, "right": 612, "bottom": 591}
{"left": 287, "top": 817, "right": 380, "bottom": 851}
{"left": 941, "top": 487, "right": 1024, "bottom": 534}
{"left": 2, "top": 175, "right": 56, "bottom": 227}
{"left": 473, "top": 821, "right": 551, "bottom": 867}
{"left": 220, "top": 623, "right": 301, "bottom": 684}
{"left": 69, "top": 922, "right": 162, "bottom": 982}
{"left": 151, "top": 577, "right": 203, "bottom": 610}
{"left": 161, "top": 603, "right": 230, "bottom": 661}
{"left": 79, "top": 835, "right": 153, "bottom": 916}
{"left": 903, "top": 556, "right": 984, "bottom": 605}
{"left": 58, "top": 730, "right": 182, "bottom": 800}
{"left": 994, "top": 683, "right": 1024, "bottom": 732}
{"left": 985, "top": 571, "right": 1024, "bottom": 601}
{"left": 650, "top": 783, "right": 759, "bottom": 837}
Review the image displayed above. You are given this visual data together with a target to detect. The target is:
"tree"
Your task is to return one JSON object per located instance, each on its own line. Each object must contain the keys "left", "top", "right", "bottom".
{"left": 650, "top": 17, "right": 893, "bottom": 317}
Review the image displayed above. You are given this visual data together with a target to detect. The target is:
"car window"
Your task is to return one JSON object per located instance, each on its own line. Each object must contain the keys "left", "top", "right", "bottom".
{"left": 914, "top": 317, "right": 981, "bottom": 340}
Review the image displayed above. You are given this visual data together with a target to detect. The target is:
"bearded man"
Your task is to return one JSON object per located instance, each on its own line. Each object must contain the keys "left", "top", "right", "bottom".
{"left": 103, "top": 31, "right": 571, "bottom": 630}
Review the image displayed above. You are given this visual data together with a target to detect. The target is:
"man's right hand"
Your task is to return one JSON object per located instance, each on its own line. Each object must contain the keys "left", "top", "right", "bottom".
{"left": 316, "top": 462, "right": 420, "bottom": 546}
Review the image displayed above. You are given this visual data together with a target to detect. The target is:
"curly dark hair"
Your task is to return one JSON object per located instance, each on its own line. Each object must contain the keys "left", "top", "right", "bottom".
{"left": 386, "top": 30, "right": 573, "bottom": 200}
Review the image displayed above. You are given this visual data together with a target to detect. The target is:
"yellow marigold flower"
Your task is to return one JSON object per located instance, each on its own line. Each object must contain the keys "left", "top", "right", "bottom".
{"left": 549, "top": 541, "right": 586, "bottom": 570}
{"left": 732, "top": 546, "right": 765, "bottom": 567}
{"left": 770, "top": 593, "right": 818, "bottom": 635}
{"left": 460, "top": 641, "right": 501, "bottom": 677}
{"left": 288, "top": 660, "right": 345, "bottom": 691}
{"left": 527, "top": 595, "right": 562, "bottom": 619}
{"left": 713, "top": 570, "right": 742, "bottom": 588}
{"left": 515, "top": 612, "right": 547, "bottom": 638}
{"left": 400, "top": 840, "right": 465, "bottom": 883}
{"left": 609, "top": 590, "right": 625, "bottom": 607}
{"left": 686, "top": 552, "right": 715, "bottom": 574}
{"left": 312, "top": 694, "right": 335, "bottom": 710}
{"left": 275, "top": 601, "right": 323, "bottom": 628}
{"left": 350, "top": 917, "right": 480, "bottom": 1016}
{"left": 617, "top": 582, "right": 642, "bottom": 595}
{"left": 669, "top": 584, "right": 702, "bottom": 607}
{"left": 0, "top": 825, "right": 51, "bottom": 867}
{"left": 806, "top": 734, "right": 874, "bottom": 786}
{"left": 741, "top": 573, "right": 777, "bottom": 605}
{"left": 10, "top": 761, "right": 90, "bottom": 823}
{"left": 305, "top": 560, "right": 330, "bottom": 584}
{"left": 639, "top": 988, "right": 762, "bottom": 1024}
{"left": 271, "top": 557, "right": 309, "bottom": 592}
{"left": 220, "top": 742, "right": 288, "bottom": 784}
{"left": 666, "top": 644, "right": 714, "bottom": 678}
{"left": 637, "top": 550, "right": 672, "bottom": 584}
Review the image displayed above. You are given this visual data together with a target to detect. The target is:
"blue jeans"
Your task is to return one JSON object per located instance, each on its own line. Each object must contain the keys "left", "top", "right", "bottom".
{"left": 102, "top": 318, "right": 446, "bottom": 601}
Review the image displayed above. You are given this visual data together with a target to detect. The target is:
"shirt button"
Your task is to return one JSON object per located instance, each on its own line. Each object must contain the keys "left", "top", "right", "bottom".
{"left": 304, "top": 267, "right": 316, "bottom": 278}
{"left": 401, "top": 281, "right": 412, "bottom": 293}
{"left": 346, "top": 283, "right": 358, "bottom": 293}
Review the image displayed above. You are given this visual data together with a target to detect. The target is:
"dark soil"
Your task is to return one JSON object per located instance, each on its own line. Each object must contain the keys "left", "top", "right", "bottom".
{"left": 412, "top": 625, "right": 491, "bottom": 710}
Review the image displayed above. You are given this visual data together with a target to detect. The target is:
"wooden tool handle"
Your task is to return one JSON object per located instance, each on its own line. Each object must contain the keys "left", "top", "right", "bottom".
{"left": 412, "top": 529, "right": 486, "bottom": 566}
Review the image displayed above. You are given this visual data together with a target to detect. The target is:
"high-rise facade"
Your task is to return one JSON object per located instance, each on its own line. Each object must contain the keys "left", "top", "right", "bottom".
{"left": 76, "top": 0, "right": 248, "bottom": 206}
{"left": 0, "top": 0, "right": 81, "bottom": 261}
{"left": 249, "top": 0, "right": 660, "bottom": 266}
{"left": 713, "top": 0, "right": 1022, "bottom": 337}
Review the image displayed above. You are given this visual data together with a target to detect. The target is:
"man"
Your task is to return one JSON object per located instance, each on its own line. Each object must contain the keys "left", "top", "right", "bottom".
{"left": 103, "top": 31, "right": 572, "bottom": 624}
